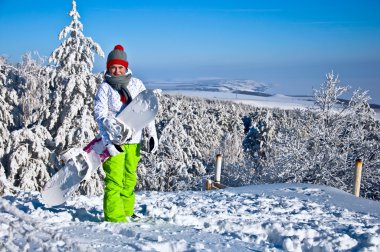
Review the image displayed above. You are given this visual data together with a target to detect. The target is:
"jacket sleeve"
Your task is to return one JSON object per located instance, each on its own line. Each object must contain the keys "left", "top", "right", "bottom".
{"left": 94, "top": 83, "right": 111, "bottom": 145}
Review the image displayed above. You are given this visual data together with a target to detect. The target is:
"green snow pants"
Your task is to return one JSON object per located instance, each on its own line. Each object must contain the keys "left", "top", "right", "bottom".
{"left": 102, "top": 144, "right": 141, "bottom": 222}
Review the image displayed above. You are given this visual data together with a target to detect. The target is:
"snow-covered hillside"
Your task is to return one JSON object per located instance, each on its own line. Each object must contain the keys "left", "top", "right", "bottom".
{"left": 146, "top": 79, "right": 380, "bottom": 120}
{"left": 1, "top": 183, "right": 380, "bottom": 251}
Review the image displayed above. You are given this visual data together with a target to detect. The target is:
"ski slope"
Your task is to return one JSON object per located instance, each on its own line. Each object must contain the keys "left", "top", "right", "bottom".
{"left": 1, "top": 183, "right": 380, "bottom": 251}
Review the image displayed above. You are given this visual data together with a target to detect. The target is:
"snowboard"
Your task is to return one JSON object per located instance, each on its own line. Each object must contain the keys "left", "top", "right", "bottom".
{"left": 41, "top": 89, "right": 159, "bottom": 206}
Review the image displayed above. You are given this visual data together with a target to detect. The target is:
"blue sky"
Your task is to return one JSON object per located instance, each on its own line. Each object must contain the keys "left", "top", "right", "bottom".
{"left": 1, "top": 0, "right": 380, "bottom": 102}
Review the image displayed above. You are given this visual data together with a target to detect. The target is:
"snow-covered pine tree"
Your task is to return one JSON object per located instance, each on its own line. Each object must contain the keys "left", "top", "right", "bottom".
{"left": 0, "top": 56, "right": 17, "bottom": 130}
{"left": 341, "top": 89, "right": 380, "bottom": 199}
{"left": 47, "top": 0, "right": 104, "bottom": 154}
{"left": 44, "top": 0, "right": 104, "bottom": 194}
{"left": 166, "top": 117, "right": 205, "bottom": 190}
{"left": 242, "top": 111, "right": 275, "bottom": 160}
{"left": 49, "top": 0, "right": 104, "bottom": 76}
{"left": 261, "top": 71, "right": 380, "bottom": 198}
{"left": 138, "top": 116, "right": 205, "bottom": 191}
{"left": 15, "top": 52, "right": 49, "bottom": 128}
{"left": 0, "top": 56, "right": 10, "bottom": 85}
{"left": 137, "top": 94, "right": 266, "bottom": 191}
{"left": 0, "top": 56, "right": 17, "bottom": 180}
{"left": 0, "top": 162, "right": 7, "bottom": 195}
{"left": 313, "top": 72, "right": 349, "bottom": 118}
{"left": 0, "top": 53, "right": 57, "bottom": 191}
{"left": 305, "top": 71, "right": 368, "bottom": 190}
{"left": 6, "top": 126, "right": 53, "bottom": 191}
{"left": 216, "top": 130, "right": 252, "bottom": 186}
{"left": 261, "top": 109, "right": 313, "bottom": 183}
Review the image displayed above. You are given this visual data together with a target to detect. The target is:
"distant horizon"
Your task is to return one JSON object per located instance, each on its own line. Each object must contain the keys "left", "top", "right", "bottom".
{"left": 142, "top": 75, "right": 380, "bottom": 106}
{"left": 1, "top": 0, "right": 379, "bottom": 103}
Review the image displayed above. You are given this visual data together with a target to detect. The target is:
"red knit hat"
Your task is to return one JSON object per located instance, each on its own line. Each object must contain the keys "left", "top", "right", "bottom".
{"left": 107, "top": 44, "right": 129, "bottom": 69}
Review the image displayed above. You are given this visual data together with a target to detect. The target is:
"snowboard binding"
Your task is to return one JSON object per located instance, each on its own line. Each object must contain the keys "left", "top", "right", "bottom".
{"left": 103, "top": 116, "right": 133, "bottom": 145}
{"left": 59, "top": 148, "right": 93, "bottom": 182}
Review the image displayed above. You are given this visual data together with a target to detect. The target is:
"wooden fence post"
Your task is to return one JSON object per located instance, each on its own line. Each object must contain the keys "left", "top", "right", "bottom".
{"left": 353, "top": 159, "right": 363, "bottom": 197}
{"left": 202, "top": 154, "right": 226, "bottom": 190}
{"left": 202, "top": 178, "right": 212, "bottom": 191}
{"left": 215, "top": 154, "right": 222, "bottom": 183}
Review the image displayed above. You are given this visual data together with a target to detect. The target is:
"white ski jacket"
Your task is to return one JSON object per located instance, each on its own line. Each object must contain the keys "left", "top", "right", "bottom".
{"left": 94, "top": 73, "right": 157, "bottom": 146}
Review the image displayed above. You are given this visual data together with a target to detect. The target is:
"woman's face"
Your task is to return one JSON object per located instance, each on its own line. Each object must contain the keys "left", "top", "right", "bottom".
{"left": 108, "top": 64, "right": 126, "bottom": 76}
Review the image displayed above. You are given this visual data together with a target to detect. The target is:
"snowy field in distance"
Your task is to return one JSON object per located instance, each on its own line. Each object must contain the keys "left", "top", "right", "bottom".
{"left": 146, "top": 78, "right": 380, "bottom": 120}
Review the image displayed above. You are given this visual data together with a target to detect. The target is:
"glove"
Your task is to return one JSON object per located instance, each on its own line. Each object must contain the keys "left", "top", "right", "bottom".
{"left": 106, "top": 144, "right": 123, "bottom": 156}
{"left": 148, "top": 135, "right": 158, "bottom": 154}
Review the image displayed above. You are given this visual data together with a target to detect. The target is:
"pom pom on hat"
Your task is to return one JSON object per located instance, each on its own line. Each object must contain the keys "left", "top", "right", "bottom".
{"left": 107, "top": 44, "right": 128, "bottom": 69}
{"left": 114, "top": 44, "right": 124, "bottom": 51}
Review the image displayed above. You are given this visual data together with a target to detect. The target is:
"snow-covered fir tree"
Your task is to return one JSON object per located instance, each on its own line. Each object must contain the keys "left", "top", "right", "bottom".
{"left": 46, "top": 0, "right": 104, "bottom": 155}
{"left": 49, "top": 0, "right": 104, "bottom": 76}
{"left": 306, "top": 72, "right": 378, "bottom": 192}
{"left": 0, "top": 56, "right": 17, "bottom": 131}
{"left": 216, "top": 130, "right": 251, "bottom": 186}
{"left": 0, "top": 56, "right": 17, "bottom": 186}
{"left": 45, "top": 0, "right": 105, "bottom": 194}
{"left": 0, "top": 1, "right": 105, "bottom": 193}
{"left": 16, "top": 52, "right": 50, "bottom": 128}
{"left": 6, "top": 126, "right": 53, "bottom": 191}
{"left": 138, "top": 94, "right": 258, "bottom": 192}
{"left": 261, "top": 71, "right": 380, "bottom": 199}
{"left": 0, "top": 53, "right": 55, "bottom": 191}
{"left": 140, "top": 116, "right": 205, "bottom": 191}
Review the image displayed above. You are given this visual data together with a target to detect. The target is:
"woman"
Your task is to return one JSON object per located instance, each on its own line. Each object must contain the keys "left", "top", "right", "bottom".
{"left": 94, "top": 44, "right": 158, "bottom": 222}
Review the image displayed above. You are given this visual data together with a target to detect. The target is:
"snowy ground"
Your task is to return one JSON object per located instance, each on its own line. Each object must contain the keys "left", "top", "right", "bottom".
{"left": 1, "top": 183, "right": 380, "bottom": 251}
